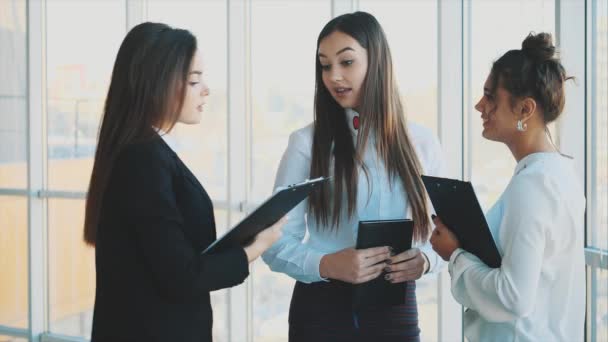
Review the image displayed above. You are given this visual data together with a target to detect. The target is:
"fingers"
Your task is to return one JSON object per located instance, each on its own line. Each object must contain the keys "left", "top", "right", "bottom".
{"left": 385, "top": 254, "right": 425, "bottom": 273}
{"left": 386, "top": 270, "right": 420, "bottom": 283}
{"left": 361, "top": 252, "right": 391, "bottom": 267}
{"left": 389, "top": 247, "right": 420, "bottom": 264}
{"left": 360, "top": 246, "right": 391, "bottom": 258}
{"left": 354, "top": 266, "right": 384, "bottom": 284}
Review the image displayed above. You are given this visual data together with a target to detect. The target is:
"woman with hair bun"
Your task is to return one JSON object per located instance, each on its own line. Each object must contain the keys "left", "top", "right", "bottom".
{"left": 430, "top": 32, "right": 585, "bottom": 342}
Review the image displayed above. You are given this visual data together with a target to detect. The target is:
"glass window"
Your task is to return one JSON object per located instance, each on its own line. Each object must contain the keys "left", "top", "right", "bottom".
{"left": 45, "top": 0, "right": 126, "bottom": 337}
{"left": 467, "top": 0, "right": 555, "bottom": 209}
{"left": 0, "top": 336, "right": 27, "bottom": 342}
{"left": 249, "top": 1, "right": 331, "bottom": 340}
{"left": 588, "top": 1, "right": 607, "bottom": 341}
{"left": 357, "top": 2, "right": 439, "bottom": 339}
{"left": 46, "top": 0, "right": 126, "bottom": 192}
{"left": 588, "top": 0, "right": 607, "bottom": 252}
{"left": 589, "top": 268, "right": 608, "bottom": 342}
{"left": 147, "top": 1, "right": 230, "bottom": 340}
{"left": 359, "top": 0, "right": 439, "bottom": 133}
{"left": 48, "top": 199, "right": 94, "bottom": 338}
{"left": 0, "top": 0, "right": 27, "bottom": 189}
{"left": 0, "top": 197, "right": 28, "bottom": 329}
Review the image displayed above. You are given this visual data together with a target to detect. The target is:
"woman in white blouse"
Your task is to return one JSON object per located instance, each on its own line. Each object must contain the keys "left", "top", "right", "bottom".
{"left": 262, "top": 11, "right": 444, "bottom": 341}
{"left": 430, "top": 32, "right": 585, "bottom": 342}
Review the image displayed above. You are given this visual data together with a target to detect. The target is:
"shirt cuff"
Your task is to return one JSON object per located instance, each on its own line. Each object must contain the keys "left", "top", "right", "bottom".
{"left": 303, "top": 249, "right": 329, "bottom": 282}
{"left": 418, "top": 243, "right": 443, "bottom": 274}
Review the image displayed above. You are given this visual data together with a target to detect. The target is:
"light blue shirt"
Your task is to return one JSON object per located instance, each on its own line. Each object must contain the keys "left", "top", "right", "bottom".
{"left": 448, "top": 152, "right": 586, "bottom": 341}
{"left": 262, "top": 108, "right": 446, "bottom": 283}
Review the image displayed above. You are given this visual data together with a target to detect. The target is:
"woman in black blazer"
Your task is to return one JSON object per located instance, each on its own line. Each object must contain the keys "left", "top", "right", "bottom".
{"left": 83, "top": 22, "right": 285, "bottom": 342}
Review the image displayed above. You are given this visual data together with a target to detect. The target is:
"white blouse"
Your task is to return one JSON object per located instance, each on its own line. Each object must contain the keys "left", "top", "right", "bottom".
{"left": 449, "top": 152, "right": 586, "bottom": 341}
{"left": 262, "top": 108, "right": 446, "bottom": 283}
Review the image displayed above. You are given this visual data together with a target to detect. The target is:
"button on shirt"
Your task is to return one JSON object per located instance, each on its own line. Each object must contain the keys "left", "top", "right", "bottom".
{"left": 262, "top": 108, "right": 446, "bottom": 283}
{"left": 448, "top": 152, "right": 586, "bottom": 342}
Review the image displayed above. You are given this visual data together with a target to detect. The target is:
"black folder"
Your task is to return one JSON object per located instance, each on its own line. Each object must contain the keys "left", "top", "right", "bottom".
{"left": 202, "top": 177, "right": 330, "bottom": 255}
{"left": 421, "top": 175, "right": 502, "bottom": 268}
{"left": 353, "top": 219, "right": 414, "bottom": 309}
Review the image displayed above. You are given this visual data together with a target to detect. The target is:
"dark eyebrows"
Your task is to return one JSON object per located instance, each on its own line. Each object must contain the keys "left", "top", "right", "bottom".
{"left": 318, "top": 46, "right": 355, "bottom": 58}
{"left": 189, "top": 71, "right": 202, "bottom": 75}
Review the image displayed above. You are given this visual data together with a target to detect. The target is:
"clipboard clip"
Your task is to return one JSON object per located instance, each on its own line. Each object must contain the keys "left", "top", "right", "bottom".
{"left": 287, "top": 176, "right": 332, "bottom": 188}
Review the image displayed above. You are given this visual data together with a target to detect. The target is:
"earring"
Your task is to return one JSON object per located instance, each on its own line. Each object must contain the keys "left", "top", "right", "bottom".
{"left": 517, "top": 120, "right": 527, "bottom": 132}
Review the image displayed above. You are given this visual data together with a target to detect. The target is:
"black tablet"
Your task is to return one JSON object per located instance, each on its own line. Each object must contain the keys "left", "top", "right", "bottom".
{"left": 353, "top": 219, "right": 414, "bottom": 308}
{"left": 202, "top": 176, "right": 331, "bottom": 255}
{"left": 422, "top": 175, "right": 502, "bottom": 268}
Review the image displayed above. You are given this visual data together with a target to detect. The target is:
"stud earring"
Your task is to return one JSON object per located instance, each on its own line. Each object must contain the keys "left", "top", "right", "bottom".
{"left": 517, "top": 120, "right": 527, "bottom": 132}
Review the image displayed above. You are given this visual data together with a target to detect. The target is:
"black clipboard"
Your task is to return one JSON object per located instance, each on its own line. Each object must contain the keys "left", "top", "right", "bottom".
{"left": 202, "top": 176, "right": 330, "bottom": 255}
{"left": 422, "top": 175, "right": 501, "bottom": 268}
{"left": 353, "top": 219, "right": 413, "bottom": 309}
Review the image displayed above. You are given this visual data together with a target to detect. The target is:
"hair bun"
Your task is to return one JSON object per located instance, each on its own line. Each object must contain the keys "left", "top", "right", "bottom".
{"left": 522, "top": 32, "right": 555, "bottom": 62}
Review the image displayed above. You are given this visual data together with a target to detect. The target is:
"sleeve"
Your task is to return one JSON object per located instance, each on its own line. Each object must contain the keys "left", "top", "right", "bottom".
{"left": 448, "top": 175, "right": 554, "bottom": 322}
{"left": 115, "top": 143, "right": 249, "bottom": 298}
{"left": 418, "top": 130, "right": 448, "bottom": 274}
{"left": 261, "top": 130, "right": 328, "bottom": 283}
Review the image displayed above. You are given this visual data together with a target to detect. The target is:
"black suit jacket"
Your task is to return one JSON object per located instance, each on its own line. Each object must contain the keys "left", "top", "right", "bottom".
{"left": 91, "top": 136, "right": 249, "bottom": 342}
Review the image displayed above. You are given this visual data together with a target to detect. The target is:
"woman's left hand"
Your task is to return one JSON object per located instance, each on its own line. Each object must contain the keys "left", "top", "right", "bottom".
{"left": 384, "top": 248, "right": 429, "bottom": 283}
{"left": 429, "top": 216, "right": 461, "bottom": 261}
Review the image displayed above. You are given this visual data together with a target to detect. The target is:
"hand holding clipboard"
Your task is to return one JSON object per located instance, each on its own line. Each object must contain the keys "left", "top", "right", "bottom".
{"left": 422, "top": 175, "right": 502, "bottom": 268}
{"left": 202, "top": 176, "right": 331, "bottom": 255}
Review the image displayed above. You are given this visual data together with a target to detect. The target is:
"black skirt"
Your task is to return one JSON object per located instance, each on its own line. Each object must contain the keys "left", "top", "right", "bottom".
{"left": 288, "top": 280, "right": 420, "bottom": 342}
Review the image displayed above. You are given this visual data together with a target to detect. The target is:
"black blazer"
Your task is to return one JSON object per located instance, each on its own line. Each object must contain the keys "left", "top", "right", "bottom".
{"left": 91, "top": 136, "right": 249, "bottom": 342}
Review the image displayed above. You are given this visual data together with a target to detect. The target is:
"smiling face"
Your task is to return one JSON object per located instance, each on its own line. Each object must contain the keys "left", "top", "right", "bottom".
{"left": 475, "top": 75, "right": 522, "bottom": 144}
{"left": 178, "top": 50, "right": 209, "bottom": 125}
{"left": 318, "top": 31, "right": 368, "bottom": 111}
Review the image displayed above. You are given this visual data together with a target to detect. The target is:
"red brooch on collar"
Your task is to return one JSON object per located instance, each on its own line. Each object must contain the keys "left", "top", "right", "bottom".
{"left": 353, "top": 116, "right": 360, "bottom": 130}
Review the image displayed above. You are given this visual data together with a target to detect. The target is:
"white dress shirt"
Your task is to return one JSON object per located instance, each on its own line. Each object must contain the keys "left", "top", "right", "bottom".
{"left": 262, "top": 108, "right": 446, "bottom": 283}
{"left": 449, "top": 152, "right": 586, "bottom": 341}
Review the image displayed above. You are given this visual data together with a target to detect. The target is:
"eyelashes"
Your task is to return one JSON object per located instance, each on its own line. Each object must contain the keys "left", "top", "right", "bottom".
{"left": 320, "top": 60, "right": 354, "bottom": 71}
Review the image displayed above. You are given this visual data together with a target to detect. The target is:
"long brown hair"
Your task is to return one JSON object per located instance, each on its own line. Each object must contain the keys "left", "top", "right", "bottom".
{"left": 309, "top": 12, "right": 431, "bottom": 242}
{"left": 84, "top": 22, "right": 197, "bottom": 245}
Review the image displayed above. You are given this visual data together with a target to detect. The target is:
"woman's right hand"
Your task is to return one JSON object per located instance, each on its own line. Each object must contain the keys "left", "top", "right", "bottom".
{"left": 244, "top": 216, "right": 287, "bottom": 263}
{"left": 319, "top": 246, "right": 391, "bottom": 284}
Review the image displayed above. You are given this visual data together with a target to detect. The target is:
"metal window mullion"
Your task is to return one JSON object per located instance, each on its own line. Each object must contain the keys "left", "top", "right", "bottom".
{"left": 437, "top": 0, "right": 465, "bottom": 341}
{"left": 0, "top": 325, "right": 28, "bottom": 339}
{"left": 227, "top": 0, "right": 249, "bottom": 341}
{"left": 27, "top": 0, "right": 48, "bottom": 341}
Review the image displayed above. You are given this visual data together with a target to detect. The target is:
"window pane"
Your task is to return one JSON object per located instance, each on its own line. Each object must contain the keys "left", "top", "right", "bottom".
{"left": 588, "top": 0, "right": 607, "bottom": 250}
{"left": 0, "top": 197, "right": 28, "bottom": 329}
{"left": 147, "top": 2, "right": 230, "bottom": 340}
{"left": 48, "top": 199, "right": 94, "bottom": 338}
{"left": 249, "top": 1, "right": 331, "bottom": 341}
{"left": 468, "top": 0, "right": 555, "bottom": 209}
{"left": 46, "top": 0, "right": 126, "bottom": 192}
{"left": 588, "top": 268, "right": 608, "bottom": 342}
{"left": 0, "top": 0, "right": 27, "bottom": 189}
{"left": 359, "top": 0, "right": 438, "bottom": 133}
{"left": 357, "top": 3, "right": 440, "bottom": 339}
{"left": 0, "top": 336, "right": 27, "bottom": 342}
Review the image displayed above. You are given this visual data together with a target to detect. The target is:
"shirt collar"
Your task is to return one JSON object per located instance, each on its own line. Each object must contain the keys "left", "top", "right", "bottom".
{"left": 153, "top": 126, "right": 179, "bottom": 151}
{"left": 514, "top": 152, "right": 559, "bottom": 175}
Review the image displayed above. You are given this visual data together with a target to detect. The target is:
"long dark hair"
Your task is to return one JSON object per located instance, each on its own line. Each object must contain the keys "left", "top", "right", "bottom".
{"left": 308, "top": 12, "right": 431, "bottom": 242}
{"left": 84, "top": 22, "right": 197, "bottom": 245}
